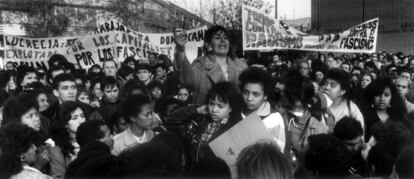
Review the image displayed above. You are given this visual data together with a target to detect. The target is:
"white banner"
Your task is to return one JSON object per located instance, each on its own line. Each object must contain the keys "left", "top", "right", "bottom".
{"left": 242, "top": 4, "right": 379, "bottom": 53}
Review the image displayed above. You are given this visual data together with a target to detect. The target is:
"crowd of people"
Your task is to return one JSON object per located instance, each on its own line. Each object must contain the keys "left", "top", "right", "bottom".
{"left": 0, "top": 25, "right": 413, "bottom": 179}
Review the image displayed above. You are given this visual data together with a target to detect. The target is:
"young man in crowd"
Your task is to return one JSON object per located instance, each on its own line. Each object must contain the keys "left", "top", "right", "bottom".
{"left": 103, "top": 60, "right": 118, "bottom": 77}
{"left": 136, "top": 63, "right": 153, "bottom": 86}
{"left": 90, "top": 76, "right": 122, "bottom": 122}
{"left": 334, "top": 117, "right": 366, "bottom": 176}
{"left": 43, "top": 74, "right": 77, "bottom": 125}
{"left": 394, "top": 77, "right": 414, "bottom": 113}
{"left": 16, "top": 65, "right": 38, "bottom": 92}
{"left": 65, "top": 120, "right": 114, "bottom": 179}
{"left": 154, "top": 63, "right": 168, "bottom": 83}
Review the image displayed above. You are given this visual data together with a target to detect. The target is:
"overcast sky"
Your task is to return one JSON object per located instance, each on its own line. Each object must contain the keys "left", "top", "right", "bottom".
{"left": 167, "top": 0, "right": 311, "bottom": 20}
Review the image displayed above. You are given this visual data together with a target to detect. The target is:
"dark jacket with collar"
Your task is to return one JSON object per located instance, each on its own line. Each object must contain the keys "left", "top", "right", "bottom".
{"left": 174, "top": 54, "right": 247, "bottom": 105}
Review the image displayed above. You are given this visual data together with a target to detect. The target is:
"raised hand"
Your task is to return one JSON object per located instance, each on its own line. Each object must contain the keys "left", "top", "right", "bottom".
{"left": 173, "top": 28, "right": 187, "bottom": 51}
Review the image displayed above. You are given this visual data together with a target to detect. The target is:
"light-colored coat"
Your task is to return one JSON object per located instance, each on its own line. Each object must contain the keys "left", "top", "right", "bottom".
{"left": 174, "top": 54, "right": 247, "bottom": 105}
{"left": 112, "top": 127, "right": 154, "bottom": 156}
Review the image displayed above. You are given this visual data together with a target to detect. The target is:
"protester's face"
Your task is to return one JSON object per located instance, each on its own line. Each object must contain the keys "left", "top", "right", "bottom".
{"left": 92, "top": 67, "right": 101, "bottom": 73}
{"left": 127, "top": 61, "right": 135, "bottom": 69}
{"left": 77, "top": 92, "right": 91, "bottom": 105}
{"left": 177, "top": 88, "right": 190, "bottom": 102}
{"left": 67, "top": 108, "right": 86, "bottom": 133}
{"left": 409, "top": 60, "right": 414, "bottom": 70}
{"left": 242, "top": 83, "right": 267, "bottom": 110}
{"left": 325, "top": 57, "right": 335, "bottom": 68}
{"left": 103, "top": 61, "right": 117, "bottom": 77}
{"left": 51, "top": 70, "right": 64, "bottom": 79}
{"left": 6, "top": 63, "right": 14, "bottom": 70}
{"left": 155, "top": 67, "right": 166, "bottom": 79}
{"left": 395, "top": 79, "right": 409, "bottom": 97}
{"left": 322, "top": 79, "right": 345, "bottom": 101}
{"left": 22, "top": 144, "right": 37, "bottom": 164}
{"left": 115, "top": 117, "right": 130, "bottom": 134}
{"left": 133, "top": 104, "right": 154, "bottom": 129}
{"left": 92, "top": 83, "right": 103, "bottom": 99}
{"left": 37, "top": 93, "right": 50, "bottom": 112}
{"left": 137, "top": 69, "right": 151, "bottom": 83}
{"left": 208, "top": 97, "right": 231, "bottom": 122}
{"left": 344, "top": 135, "right": 363, "bottom": 153}
{"left": 21, "top": 107, "right": 41, "bottom": 131}
{"left": 98, "top": 125, "right": 114, "bottom": 150}
{"left": 21, "top": 72, "right": 38, "bottom": 88}
{"left": 209, "top": 31, "right": 229, "bottom": 56}
{"left": 299, "top": 62, "right": 309, "bottom": 77}
{"left": 103, "top": 85, "right": 120, "bottom": 103}
{"left": 341, "top": 64, "right": 350, "bottom": 72}
{"left": 54, "top": 81, "right": 77, "bottom": 103}
{"left": 361, "top": 75, "right": 372, "bottom": 89}
{"left": 374, "top": 87, "right": 392, "bottom": 110}
{"left": 150, "top": 86, "right": 162, "bottom": 99}
{"left": 7, "top": 76, "right": 16, "bottom": 90}
{"left": 315, "top": 71, "right": 324, "bottom": 82}
{"left": 400, "top": 72, "right": 411, "bottom": 81}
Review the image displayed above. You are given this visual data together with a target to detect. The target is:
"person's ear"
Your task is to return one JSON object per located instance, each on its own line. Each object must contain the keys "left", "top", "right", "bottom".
{"left": 20, "top": 154, "right": 25, "bottom": 163}
{"left": 53, "top": 89, "right": 59, "bottom": 98}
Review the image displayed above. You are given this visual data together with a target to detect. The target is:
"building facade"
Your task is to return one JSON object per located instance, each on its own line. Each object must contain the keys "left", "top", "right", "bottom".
{"left": 311, "top": 0, "right": 414, "bottom": 54}
{"left": 0, "top": 0, "right": 211, "bottom": 36}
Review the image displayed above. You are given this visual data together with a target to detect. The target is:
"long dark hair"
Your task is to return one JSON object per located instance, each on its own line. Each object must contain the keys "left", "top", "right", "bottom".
{"left": 2, "top": 93, "right": 38, "bottom": 126}
{"left": 51, "top": 101, "right": 86, "bottom": 158}
{"left": 362, "top": 77, "right": 407, "bottom": 118}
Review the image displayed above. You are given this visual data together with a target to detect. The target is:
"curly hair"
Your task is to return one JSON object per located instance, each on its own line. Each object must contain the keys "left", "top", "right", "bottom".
{"left": 239, "top": 67, "right": 274, "bottom": 96}
{"left": 51, "top": 101, "right": 86, "bottom": 158}
{"left": 0, "top": 123, "right": 37, "bottom": 156}
{"left": 2, "top": 93, "right": 38, "bottom": 127}
{"left": 362, "top": 77, "right": 407, "bottom": 118}
{"left": 305, "top": 134, "right": 351, "bottom": 177}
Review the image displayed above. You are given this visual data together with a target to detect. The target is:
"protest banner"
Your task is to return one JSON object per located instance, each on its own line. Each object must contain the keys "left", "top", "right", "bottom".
{"left": 0, "top": 19, "right": 206, "bottom": 69}
{"left": 91, "top": 19, "right": 207, "bottom": 63}
{"left": 0, "top": 34, "right": 77, "bottom": 68}
{"left": 242, "top": 4, "right": 379, "bottom": 53}
{"left": 64, "top": 19, "right": 206, "bottom": 69}
{"left": 209, "top": 113, "right": 274, "bottom": 177}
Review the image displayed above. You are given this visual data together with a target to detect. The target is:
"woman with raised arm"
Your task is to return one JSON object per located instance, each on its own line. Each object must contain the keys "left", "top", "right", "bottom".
{"left": 173, "top": 26, "right": 247, "bottom": 105}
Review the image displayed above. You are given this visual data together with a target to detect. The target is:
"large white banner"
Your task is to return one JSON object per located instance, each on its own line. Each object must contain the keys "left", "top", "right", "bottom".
{"left": 242, "top": 4, "right": 379, "bottom": 53}
{"left": 0, "top": 19, "right": 207, "bottom": 69}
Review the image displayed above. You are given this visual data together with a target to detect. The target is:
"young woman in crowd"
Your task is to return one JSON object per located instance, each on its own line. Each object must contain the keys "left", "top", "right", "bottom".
{"left": 0, "top": 123, "right": 53, "bottom": 179}
{"left": 49, "top": 101, "right": 87, "bottom": 178}
{"left": 238, "top": 67, "right": 289, "bottom": 154}
{"left": 89, "top": 77, "right": 103, "bottom": 107}
{"left": 322, "top": 68, "right": 365, "bottom": 129}
{"left": 173, "top": 25, "right": 247, "bottom": 104}
{"left": 359, "top": 77, "right": 412, "bottom": 141}
{"left": 166, "top": 81, "right": 243, "bottom": 163}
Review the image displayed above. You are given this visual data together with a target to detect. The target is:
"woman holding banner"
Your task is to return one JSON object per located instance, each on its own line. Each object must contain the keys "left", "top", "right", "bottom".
{"left": 173, "top": 25, "right": 247, "bottom": 105}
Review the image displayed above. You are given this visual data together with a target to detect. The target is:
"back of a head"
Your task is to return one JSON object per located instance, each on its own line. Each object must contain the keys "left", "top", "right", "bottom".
{"left": 396, "top": 145, "right": 414, "bottom": 179}
{"left": 188, "top": 157, "right": 231, "bottom": 178}
{"left": 76, "top": 120, "right": 107, "bottom": 147}
{"left": 334, "top": 116, "right": 363, "bottom": 141}
{"left": 74, "top": 155, "right": 134, "bottom": 178}
{"left": 305, "top": 134, "right": 351, "bottom": 178}
{"left": 236, "top": 141, "right": 293, "bottom": 179}
{"left": 2, "top": 93, "right": 37, "bottom": 126}
{"left": 118, "top": 141, "right": 182, "bottom": 177}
